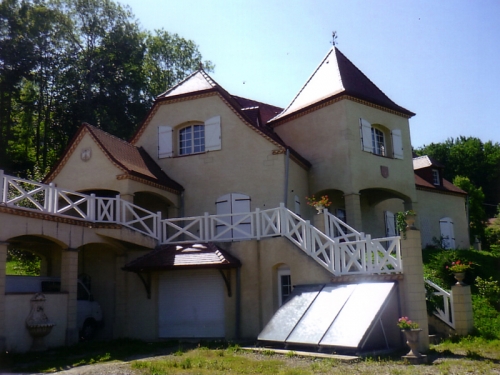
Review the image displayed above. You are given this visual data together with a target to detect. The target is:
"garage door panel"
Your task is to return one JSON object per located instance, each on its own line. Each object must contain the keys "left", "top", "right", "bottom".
{"left": 159, "top": 269, "right": 225, "bottom": 338}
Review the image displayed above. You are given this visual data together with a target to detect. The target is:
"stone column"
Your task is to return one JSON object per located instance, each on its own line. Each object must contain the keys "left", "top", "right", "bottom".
{"left": 399, "top": 228, "right": 429, "bottom": 352}
{"left": 451, "top": 283, "right": 474, "bottom": 336}
{"left": 0, "top": 241, "right": 8, "bottom": 351}
{"left": 61, "top": 247, "right": 79, "bottom": 345}
{"left": 312, "top": 211, "right": 327, "bottom": 234}
{"left": 344, "top": 193, "right": 362, "bottom": 231}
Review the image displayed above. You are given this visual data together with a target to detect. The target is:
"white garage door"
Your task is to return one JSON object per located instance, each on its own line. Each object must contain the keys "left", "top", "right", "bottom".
{"left": 158, "top": 269, "right": 225, "bottom": 338}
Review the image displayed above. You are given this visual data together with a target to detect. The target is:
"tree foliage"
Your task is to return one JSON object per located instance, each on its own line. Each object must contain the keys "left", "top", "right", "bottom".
{"left": 416, "top": 136, "right": 500, "bottom": 217}
{"left": 0, "top": 0, "right": 213, "bottom": 176}
{"left": 453, "top": 175, "right": 486, "bottom": 243}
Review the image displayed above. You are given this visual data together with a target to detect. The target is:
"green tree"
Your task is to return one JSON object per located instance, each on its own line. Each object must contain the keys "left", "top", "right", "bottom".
{"left": 143, "top": 29, "right": 214, "bottom": 101}
{"left": 416, "top": 137, "right": 500, "bottom": 217}
{"left": 453, "top": 175, "right": 486, "bottom": 244}
{"left": 0, "top": 0, "right": 214, "bottom": 177}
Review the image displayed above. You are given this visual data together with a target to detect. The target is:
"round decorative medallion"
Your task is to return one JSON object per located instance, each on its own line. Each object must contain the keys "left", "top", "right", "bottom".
{"left": 81, "top": 147, "right": 92, "bottom": 161}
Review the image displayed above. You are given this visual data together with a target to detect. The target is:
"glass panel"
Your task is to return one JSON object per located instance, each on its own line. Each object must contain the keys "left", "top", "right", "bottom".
{"left": 258, "top": 284, "right": 322, "bottom": 343}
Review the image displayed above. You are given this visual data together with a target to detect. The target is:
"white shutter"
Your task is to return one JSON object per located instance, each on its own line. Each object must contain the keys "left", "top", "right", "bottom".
{"left": 392, "top": 129, "right": 403, "bottom": 159}
{"left": 216, "top": 194, "right": 232, "bottom": 240}
{"left": 231, "top": 193, "right": 251, "bottom": 240}
{"left": 205, "top": 116, "right": 221, "bottom": 151}
{"left": 158, "top": 126, "right": 173, "bottom": 158}
{"left": 440, "top": 217, "right": 456, "bottom": 249}
{"left": 385, "top": 211, "right": 396, "bottom": 236}
{"left": 360, "top": 118, "right": 373, "bottom": 152}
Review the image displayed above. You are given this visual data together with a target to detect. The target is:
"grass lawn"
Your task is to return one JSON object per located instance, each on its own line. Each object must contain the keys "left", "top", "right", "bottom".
{"left": 2, "top": 338, "right": 499, "bottom": 374}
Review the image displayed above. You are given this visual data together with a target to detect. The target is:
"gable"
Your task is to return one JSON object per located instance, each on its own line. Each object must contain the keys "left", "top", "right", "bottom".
{"left": 45, "top": 124, "right": 183, "bottom": 194}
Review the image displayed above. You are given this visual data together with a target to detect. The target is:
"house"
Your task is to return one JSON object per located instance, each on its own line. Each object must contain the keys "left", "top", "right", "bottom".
{"left": 413, "top": 155, "right": 468, "bottom": 249}
{"left": 0, "top": 46, "right": 470, "bottom": 353}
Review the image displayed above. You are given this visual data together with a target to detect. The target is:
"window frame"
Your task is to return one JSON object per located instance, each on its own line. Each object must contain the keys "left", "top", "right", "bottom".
{"left": 371, "top": 127, "right": 386, "bottom": 156}
{"left": 277, "top": 267, "right": 292, "bottom": 306}
{"left": 432, "top": 169, "right": 440, "bottom": 185}
{"left": 178, "top": 124, "right": 206, "bottom": 156}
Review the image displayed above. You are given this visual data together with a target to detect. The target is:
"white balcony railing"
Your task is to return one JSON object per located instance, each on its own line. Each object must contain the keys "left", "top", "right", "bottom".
{"left": 0, "top": 170, "right": 402, "bottom": 276}
{"left": 425, "top": 279, "right": 454, "bottom": 328}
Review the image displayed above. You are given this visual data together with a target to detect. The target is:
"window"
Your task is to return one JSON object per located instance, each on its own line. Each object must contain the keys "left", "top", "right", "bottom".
{"left": 372, "top": 128, "right": 386, "bottom": 156}
{"left": 359, "top": 118, "right": 403, "bottom": 159}
{"left": 158, "top": 115, "right": 221, "bottom": 159}
{"left": 179, "top": 125, "right": 205, "bottom": 155}
{"left": 432, "top": 169, "right": 440, "bottom": 185}
{"left": 277, "top": 266, "right": 292, "bottom": 306}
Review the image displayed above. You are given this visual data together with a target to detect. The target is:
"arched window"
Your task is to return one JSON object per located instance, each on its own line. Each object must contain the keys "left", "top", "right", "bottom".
{"left": 157, "top": 116, "right": 221, "bottom": 158}
{"left": 277, "top": 265, "right": 292, "bottom": 306}
{"left": 179, "top": 124, "right": 205, "bottom": 155}
{"left": 359, "top": 118, "right": 403, "bottom": 159}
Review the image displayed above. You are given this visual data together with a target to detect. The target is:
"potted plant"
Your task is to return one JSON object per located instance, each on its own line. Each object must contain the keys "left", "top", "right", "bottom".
{"left": 306, "top": 195, "right": 332, "bottom": 214}
{"left": 446, "top": 260, "right": 473, "bottom": 285}
{"left": 396, "top": 210, "right": 416, "bottom": 238}
{"left": 397, "top": 316, "right": 422, "bottom": 358}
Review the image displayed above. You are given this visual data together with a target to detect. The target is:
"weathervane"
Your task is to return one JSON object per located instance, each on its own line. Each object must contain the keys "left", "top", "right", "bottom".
{"left": 331, "top": 31, "right": 338, "bottom": 46}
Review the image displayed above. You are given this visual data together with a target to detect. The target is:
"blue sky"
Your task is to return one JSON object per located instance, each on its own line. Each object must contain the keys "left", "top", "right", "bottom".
{"left": 120, "top": 0, "right": 500, "bottom": 148}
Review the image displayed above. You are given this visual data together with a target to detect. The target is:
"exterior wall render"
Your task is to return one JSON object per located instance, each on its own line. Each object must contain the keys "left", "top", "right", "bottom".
{"left": 134, "top": 96, "right": 291, "bottom": 217}
{"left": 416, "top": 189, "right": 469, "bottom": 248}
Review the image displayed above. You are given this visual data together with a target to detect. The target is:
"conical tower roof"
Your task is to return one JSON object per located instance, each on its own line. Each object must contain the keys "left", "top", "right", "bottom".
{"left": 270, "top": 47, "right": 414, "bottom": 123}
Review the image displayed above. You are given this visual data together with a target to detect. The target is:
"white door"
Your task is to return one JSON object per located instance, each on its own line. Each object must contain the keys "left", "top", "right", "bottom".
{"left": 440, "top": 217, "right": 456, "bottom": 249}
{"left": 215, "top": 193, "right": 251, "bottom": 240}
{"left": 158, "top": 269, "right": 225, "bottom": 338}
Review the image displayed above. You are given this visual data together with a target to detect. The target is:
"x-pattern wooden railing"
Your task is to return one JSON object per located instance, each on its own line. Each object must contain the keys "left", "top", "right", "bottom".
{"left": 1, "top": 171, "right": 402, "bottom": 276}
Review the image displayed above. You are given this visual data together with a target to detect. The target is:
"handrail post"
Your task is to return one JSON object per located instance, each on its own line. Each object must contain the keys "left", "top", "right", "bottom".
{"left": 115, "top": 195, "right": 121, "bottom": 224}
{"left": 89, "top": 194, "right": 96, "bottom": 222}
{"left": 305, "top": 220, "right": 312, "bottom": 254}
{"left": 204, "top": 212, "right": 210, "bottom": 241}
{"left": 323, "top": 209, "right": 329, "bottom": 236}
{"left": 156, "top": 211, "right": 162, "bottom": 241}
{"left": 48, "top": 183, "right": 55, "bottom": 214}
{"left": 255, "top": 208, "right": 261, "bottom": 240}
{"left": 0, "top": 170, "right": 4, "bottom": 204}
{"left": 365, "top": 234, "right": 372, "bottom": 273}
{"left": 279, "top": 203, "right": 286, "bottom": 236}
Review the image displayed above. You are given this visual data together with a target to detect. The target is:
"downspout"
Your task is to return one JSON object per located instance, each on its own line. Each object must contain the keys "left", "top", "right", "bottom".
{"left": 283, "top": 148, "right": 290, "bottom": 208}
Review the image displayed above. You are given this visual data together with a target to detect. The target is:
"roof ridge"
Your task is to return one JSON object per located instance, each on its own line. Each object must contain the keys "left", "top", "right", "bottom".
{"left": 84, "top": 123, "right": 136, "bottom": 149}
{"left": 270, "top": 47, "right": 337, "bottom": 122}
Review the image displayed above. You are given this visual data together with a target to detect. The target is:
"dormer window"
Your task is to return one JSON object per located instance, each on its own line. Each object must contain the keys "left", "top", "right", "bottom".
{"left": 432, "top": 169, "right": 440, "bottom": 185}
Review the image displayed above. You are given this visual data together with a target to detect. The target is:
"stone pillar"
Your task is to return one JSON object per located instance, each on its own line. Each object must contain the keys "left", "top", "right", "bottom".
{"left": 451, "top": 283, "right": 474, "bottom": 336}
{"left": 399, "top": 228, "right": 429, "bottom": 352}
{"left": 312, "top": 211, "right": 327, "bottom": 234}
{"left": 61, "top": 248, "right": 79, "bottom": 345}
{"left": 344, "top": 193, "right": 362, "bottom": 231}
{"left": 114, "top": 254, "right": 127, "bottom": 338}
{"left": 0, "top": 241, "right": 7, "bottom": 352}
